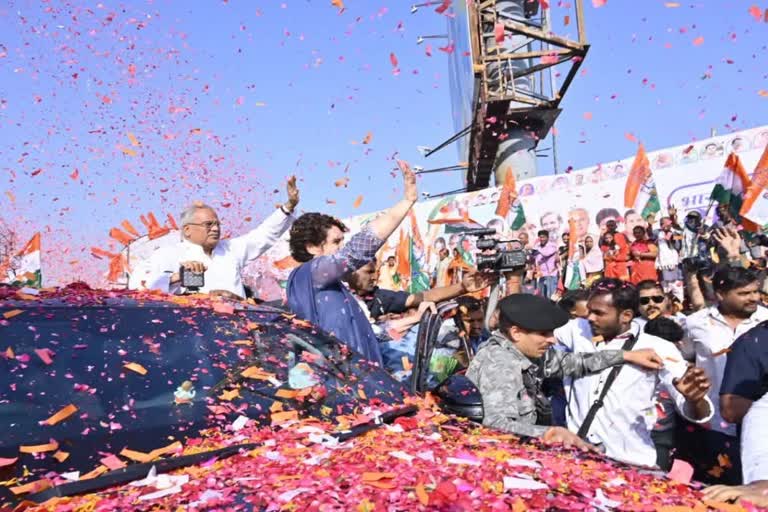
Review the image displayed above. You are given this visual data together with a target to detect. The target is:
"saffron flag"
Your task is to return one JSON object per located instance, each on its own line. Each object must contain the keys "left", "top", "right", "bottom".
{"left": 739, "top": 145, "right": 768, "bottom": 229}
{"left": 394, "top": 228, "right": 410, "bottom": 289}
{"left": 564, "top": 219, "right": 583, "bottom": 290}
{"left": 5, "top": 233, "right": 42, "bottom": 287}
{"left": 496, "top": 168, "right": 526, "bottom": 230}
{"left": 624, "top": 144, "right": 661, "bottom": 218}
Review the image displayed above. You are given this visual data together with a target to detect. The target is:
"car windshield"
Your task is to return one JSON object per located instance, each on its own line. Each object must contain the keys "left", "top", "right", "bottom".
{"left": 0, "top": 301, "right": 407, "bottom": 484}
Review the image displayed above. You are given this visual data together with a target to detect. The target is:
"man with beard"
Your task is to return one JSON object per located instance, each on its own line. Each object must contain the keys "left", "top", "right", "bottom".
{"left": 685, "top": 266, "right": 768, "bottom": 483}
{"left": 555, "top": 278, "right": 713, "bottom": 468}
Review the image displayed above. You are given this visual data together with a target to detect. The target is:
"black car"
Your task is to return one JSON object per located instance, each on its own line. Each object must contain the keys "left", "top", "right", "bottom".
{"left": 0, "top": 287, "right": 415, "bottom": 505}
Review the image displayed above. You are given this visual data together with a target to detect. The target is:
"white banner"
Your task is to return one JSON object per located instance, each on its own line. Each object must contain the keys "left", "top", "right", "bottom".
{"left": 243, "top": 126, "right": 768, "bottom": 300}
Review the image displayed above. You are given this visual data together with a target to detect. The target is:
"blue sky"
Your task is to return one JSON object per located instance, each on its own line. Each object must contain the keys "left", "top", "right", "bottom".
{"left": 0, "top": 0, "right": 766, "bottom": 283}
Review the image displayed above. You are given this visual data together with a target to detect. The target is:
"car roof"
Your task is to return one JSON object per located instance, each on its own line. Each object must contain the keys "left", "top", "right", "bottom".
{"left": 0, "top": 285, "right": 286, "bottom": 313}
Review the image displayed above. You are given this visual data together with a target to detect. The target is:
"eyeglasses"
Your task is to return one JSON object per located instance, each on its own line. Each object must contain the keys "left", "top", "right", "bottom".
{"left": 639, "top": 295, "right": 665, "bottom": 305}
{"left": 186, "top": 221, "right": 221, "bottom": 230}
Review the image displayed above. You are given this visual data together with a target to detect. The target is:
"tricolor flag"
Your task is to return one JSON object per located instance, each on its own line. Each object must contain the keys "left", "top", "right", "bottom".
{"left": 739, "top": 145, "right": 768, "bottom": 229}
{"left": 496, "top": 168, "right": 526, "bottom": 230}
{"left": 5, "top": 233, "right": 42, "bottom": 288}
{"left": 564, "top": 218, "right": 583, "bottom": 291}
{"left": 394, "top": 213, "right": 432, "bottom": 293}
{"left": 710, "top": 153, "right": 753, "bottom": 222}
{"left": 624, "top": 144, "right": 661, "bottom": 219}
{"left": 427, "top": 215, "right": 485, "bottom": 234}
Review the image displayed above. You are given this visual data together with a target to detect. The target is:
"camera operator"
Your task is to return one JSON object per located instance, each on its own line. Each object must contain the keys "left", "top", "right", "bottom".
{"left": 135, "top": 177, "right": 299, "bottom": 298}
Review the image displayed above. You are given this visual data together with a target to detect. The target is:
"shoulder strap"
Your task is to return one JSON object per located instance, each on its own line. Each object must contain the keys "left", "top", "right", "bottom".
{"left": 576, "top": 333, "right": 638, "bottom": 440}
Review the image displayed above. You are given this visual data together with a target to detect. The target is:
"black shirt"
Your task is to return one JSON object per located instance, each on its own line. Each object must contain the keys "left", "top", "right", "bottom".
{"left": 720, "top": 321, "right": 768, "bottom": 400}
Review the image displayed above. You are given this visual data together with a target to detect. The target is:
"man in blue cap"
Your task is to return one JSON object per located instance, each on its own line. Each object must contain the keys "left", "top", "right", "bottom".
{"left": 467, "top": 293, "right": 664, "bottom": 447}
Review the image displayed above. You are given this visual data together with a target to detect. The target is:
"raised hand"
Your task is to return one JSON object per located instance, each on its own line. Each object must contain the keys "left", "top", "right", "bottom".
{"left": 712, "top": 226, "right": 741, "bottom": 260}
{"left": 284, "top": 175, "right": 300, "bottom": 213}
{"left": 397, "top": 160, "right": 418, "bottom": 203}
{"left": 461, "top": 271, "right": 493, "bottom": 293}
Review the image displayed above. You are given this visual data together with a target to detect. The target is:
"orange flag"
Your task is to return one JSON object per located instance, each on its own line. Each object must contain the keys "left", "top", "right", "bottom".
{"left": 567, "top": 218, "right": 579, "bottom": 260}
{"left": 395, "top": 228, "right": 411, "bottom": 288}
{"left": 109, "top": 228, "right": 135, "bottom": 246}
{"left": 495, "top": 167, "right": 517, "bottom": 218}
{"left": 740, "top": 145, "right": 768, "bottom": 224}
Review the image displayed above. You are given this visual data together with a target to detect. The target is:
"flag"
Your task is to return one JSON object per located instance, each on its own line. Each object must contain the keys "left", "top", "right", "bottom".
{"left": 564, "top": 218, "right": 582, "bottom": 290}
{"left": 624, "top": 144, "right": 660, "bottom": 218}
{"left": 711, "top": 153, "right": 753, "bottom": 220}
{"left": 407, "top": 210, "right": 431, "bottom": 293}
{"left": 427, "top": 215, "right": 485, "bottom": 234}
{"left": 496, "top": 167, "right": 526, "bottom": 230}
{"left": 5, "top": 233, "right": 42, "bottom": 287}
{"left": 394, "top": 228, "right": 410, "bottom": 288}
{"left": 739, "top": 145, "right": 768, "bottom": 228}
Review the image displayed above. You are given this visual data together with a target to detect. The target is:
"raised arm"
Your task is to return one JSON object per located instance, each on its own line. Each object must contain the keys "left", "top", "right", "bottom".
{"left": 234, "top": 176, "right": 299, "bottom": 264}
{"left": 543, "top": 347, "right": 664, "bottom": 378}
{"left": 309, "top": 163, "right": 417, "bottom": 289}
{"left": 405, "top": 271, "right": 492, "bottom": 308}
{"left": 367, "top": 160, "right": 418, "bottom": 240}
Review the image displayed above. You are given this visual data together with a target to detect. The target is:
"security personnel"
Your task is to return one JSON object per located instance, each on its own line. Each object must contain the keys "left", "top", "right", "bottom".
{"left": 466, "top": 294, "right": 663, "bottom": 448}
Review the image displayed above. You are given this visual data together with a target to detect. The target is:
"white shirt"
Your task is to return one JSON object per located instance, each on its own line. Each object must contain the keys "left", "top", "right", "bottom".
{"left": 685, "top": 305, "right": 768, "bottom": 437}
{"left": 132, "top": 208, "right": 293, "bottom": 297}
{"left": 555, "top": 318, "right": 714, "bottom": 468}
{"left": 742, "top": 392, "right": 768, "bottom": 484}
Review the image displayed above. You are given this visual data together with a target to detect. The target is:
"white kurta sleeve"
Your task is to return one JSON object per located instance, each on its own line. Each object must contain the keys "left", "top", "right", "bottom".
{"left": 230, "top": 208, "right": 294, "bottom": 266}
{"left": 657, "top": 341, "right": 714, "bottom": 424}
{"left": 135, "top": 247, "right": 179, "bottom": 294}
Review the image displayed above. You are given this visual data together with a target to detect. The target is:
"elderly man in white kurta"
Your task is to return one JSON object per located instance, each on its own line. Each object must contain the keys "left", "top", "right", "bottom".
{"left": 133, "top": 177, "right": 299, "bottom": 298}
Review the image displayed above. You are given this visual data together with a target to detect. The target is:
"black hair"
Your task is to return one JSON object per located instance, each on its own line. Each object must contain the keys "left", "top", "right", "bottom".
{"left": 644, "top": 317, "right": 684, "bottom": 343}
{"left": 454, "top": 296, "right": 483, "bottom": 330}
{"left": 288, "top": 213, "right": 349, "bottom": 263}
{"left": 558, "top": 289, "right": 590, "bottom": 313}
{"left": 636, "top": 280, "right": 663, "bottom": 294}
{"left": 595, "top": 208, "right": 621, "bottom": 227}
{"left": 712, "top": 266, "right": 759, "bottom": 294}
{"left": 537, "top": 229, "right": 549, "bottom": 238}
{"left": 589, "top": 278, "right": 639, "bottom": 314}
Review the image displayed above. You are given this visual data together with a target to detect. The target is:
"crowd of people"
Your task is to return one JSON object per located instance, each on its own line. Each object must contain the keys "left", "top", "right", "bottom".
{"left": 131, "top": 163, "right": 768, "bottom": 506}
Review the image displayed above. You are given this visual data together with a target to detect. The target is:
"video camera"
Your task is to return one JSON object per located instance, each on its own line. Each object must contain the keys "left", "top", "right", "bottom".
{"left": 460, "top": 228, "right": 527, "bottom": 273}
{"left": 179, "top": 266, "right": 205, "bottom": 291}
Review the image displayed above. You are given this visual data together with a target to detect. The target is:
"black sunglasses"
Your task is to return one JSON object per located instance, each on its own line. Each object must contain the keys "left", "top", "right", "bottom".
{"left": 639, "top": 295, "right": 665, "bottom": 305}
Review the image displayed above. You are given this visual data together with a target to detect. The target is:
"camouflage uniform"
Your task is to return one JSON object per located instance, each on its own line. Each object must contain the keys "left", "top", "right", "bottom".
{"left": 466, "top": 331, "right": 625, "bottom": 438}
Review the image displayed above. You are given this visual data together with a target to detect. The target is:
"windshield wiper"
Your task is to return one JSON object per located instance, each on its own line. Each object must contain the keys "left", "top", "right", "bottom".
{"left": 23, "top": 441, "right": 259, "bottom": 504}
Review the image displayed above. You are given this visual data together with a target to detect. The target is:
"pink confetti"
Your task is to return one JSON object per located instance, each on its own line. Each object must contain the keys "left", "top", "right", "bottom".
{"left": 34, "top": 348, "right": 54, "bottom": 365}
